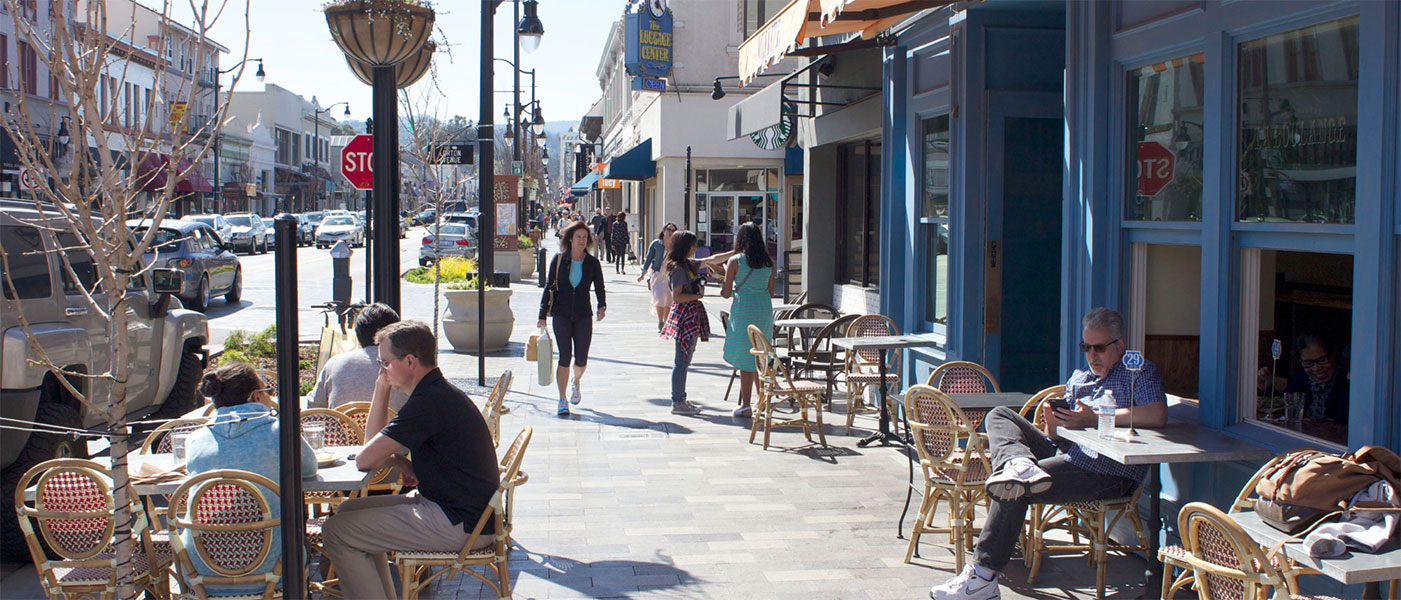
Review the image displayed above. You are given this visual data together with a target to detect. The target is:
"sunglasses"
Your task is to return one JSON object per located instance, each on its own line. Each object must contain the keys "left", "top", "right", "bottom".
{"left": 1078, "top": 338, "right": 1120, "bottom": 354}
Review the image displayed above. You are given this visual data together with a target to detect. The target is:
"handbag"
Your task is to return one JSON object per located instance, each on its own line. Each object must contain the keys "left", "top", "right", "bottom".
{"left": 315, "top": 324, "right": 357, "bottom": 374}
{"left": 1254, "top": 446, "right": 1401, "bottom": 534}
{"left": 526, "top": 327, "right": 544, "bottom": 362}
{"left": 536, "top": 328, "right": 554, "bottom": 386}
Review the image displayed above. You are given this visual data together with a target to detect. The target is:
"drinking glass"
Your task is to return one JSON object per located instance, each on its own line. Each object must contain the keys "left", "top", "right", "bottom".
{"left": 304, "top": 424, "right": 325, "bottom": 453}
{"left": 171, "top": 432, "right": 189, "bottom": 462}
{"left": 1285, "top": 392, "right": 1305, "bottom": 430}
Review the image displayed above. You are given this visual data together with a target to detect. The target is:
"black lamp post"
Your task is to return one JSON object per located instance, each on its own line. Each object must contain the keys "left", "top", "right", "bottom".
{"left": 206, "top": 58, "right": 264, "bottom": 213}
{"left": 312, "top": 100, "right": 351, "bottom": 213}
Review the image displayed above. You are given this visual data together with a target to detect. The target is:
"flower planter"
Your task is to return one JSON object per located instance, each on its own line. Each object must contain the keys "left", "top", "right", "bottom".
{"left": 495, "top": 250, "right": 522, "bottom": 283}
{"left": 519, "top": 248, "right": 537, "bottom": 280}
{"left": 441, "top": 288, "right": 514, "bottom": 352}
{"left": 324, "top": 0, "right": 435, "bottom": 66}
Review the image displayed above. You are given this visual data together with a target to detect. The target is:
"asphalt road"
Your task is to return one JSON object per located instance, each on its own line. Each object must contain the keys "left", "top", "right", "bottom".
{"left": 201, "top": 227, "right": 426, "bottom": 349}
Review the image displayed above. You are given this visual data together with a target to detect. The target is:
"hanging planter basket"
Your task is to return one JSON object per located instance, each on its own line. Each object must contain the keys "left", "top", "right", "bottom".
{"left": 324, "top": 0, "right": 435, "bottom": 66}
{"left": 345, "top": 40, "right": 436, "bottom": 88}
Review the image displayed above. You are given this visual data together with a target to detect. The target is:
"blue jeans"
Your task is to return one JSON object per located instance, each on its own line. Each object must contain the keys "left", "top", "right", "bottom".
{"left": 671, "top": 336, "right": 696, "bottom": 405}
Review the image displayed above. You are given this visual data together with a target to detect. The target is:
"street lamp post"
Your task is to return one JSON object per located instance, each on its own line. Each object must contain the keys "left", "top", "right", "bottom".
{"left": 207, "top": 58, "right": 264, "bottom": 213}
{"left": 312, "top": 100, "right": 351, "bottom": 213}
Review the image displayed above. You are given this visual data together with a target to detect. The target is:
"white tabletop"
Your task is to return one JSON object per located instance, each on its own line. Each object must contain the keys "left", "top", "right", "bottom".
{"left": 1055, "top": 423, "right": 1273, "bottom": 465}
{"left": 1232, "top": 510, "right": 1401, "bottom": 584}
{"left": 831, "top": 333, "right": 943, "bottom": 352}
{"left": 774, "top": 318, "right": 837, "bottom": 330}
{"left": 26, "top": 446, "right": 371, "bottom": 498}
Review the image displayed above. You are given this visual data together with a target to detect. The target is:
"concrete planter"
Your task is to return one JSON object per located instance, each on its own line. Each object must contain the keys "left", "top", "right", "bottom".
{"left": 495, "top": 250, "right": 522, "bottom": 283}
{"left": 441, "top": 288, "right": 514, "bottom": 352}
{"left": 519, "top": 248, "right": 536, "bottom": 279}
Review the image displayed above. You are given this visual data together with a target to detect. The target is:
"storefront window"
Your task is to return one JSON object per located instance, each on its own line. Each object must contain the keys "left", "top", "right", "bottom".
{"left": 921, "top": 115, "right": 951, "bottom": 331}
{"left": 837, "top": 141, "right": 880, "bottom": 287}
{"left": 1126, "top": 53, "right": 1204, "bottom": 221}
{"left": 924, "top": 224, "right": 948, "bottom": 327}
{"left": 704, "top": 168, "right": 772, "bottom": 192}
{"left": 923, "top": 115, "right": 950, "bottom": 218}
{"left": 1236, "top": 18, "right": 1359, "bottom": 224}
{"left": 1133, "top": 243, "right": 1201, "bottom": 398}
{"left": 1239, "top": 249, "right": 1351, "bottom": 447}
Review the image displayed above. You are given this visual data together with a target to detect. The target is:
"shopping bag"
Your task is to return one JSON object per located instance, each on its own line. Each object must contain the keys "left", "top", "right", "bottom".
{"left": 526, "top": 328, "right": 543, "bottom": 362}
{"left": 536, "top": 329, "right": 554, "bottom": 386}
{"left": 315, "top": 324, "right": 358, "bottom": 374}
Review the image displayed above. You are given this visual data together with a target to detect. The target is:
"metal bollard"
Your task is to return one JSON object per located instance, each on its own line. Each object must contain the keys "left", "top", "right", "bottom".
{"left": 271, "top": 214, "right": 304, "bottom": 598}
{"left": 330, "top": 240, "right": 352, "bottom": 305}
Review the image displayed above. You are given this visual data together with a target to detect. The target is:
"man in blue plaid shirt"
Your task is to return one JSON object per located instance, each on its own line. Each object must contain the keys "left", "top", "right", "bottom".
{"left": 932, "top": 308, "right": 1167, "bottom": 600}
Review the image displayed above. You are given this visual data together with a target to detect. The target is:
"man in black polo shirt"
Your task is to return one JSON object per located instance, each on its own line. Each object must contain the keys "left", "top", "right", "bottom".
{"left": 322, "top": 321, "right": 500, "bottom": 599}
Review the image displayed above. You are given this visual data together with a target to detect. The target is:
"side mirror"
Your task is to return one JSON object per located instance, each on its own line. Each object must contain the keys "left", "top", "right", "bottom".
{"left": 151, "top": 268, "right": 182, "bottom": 295}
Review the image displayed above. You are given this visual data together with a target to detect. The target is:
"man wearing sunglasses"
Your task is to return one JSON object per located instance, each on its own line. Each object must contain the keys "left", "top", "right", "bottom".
{"left": 321, "top": 321, "right": 500, "bottom": 599}
{"left": 932, "top": 308, "right": 1167, "bottom": 600}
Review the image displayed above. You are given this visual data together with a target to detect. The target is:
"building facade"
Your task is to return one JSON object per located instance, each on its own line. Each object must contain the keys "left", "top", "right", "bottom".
{"left": 226, "top": 84, "right": 346, "bottom": 214}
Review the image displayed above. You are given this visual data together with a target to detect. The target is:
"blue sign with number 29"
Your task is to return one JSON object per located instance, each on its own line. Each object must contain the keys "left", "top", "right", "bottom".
{"left": 1123, "top": 350, "right": 1144, "bottom": 372}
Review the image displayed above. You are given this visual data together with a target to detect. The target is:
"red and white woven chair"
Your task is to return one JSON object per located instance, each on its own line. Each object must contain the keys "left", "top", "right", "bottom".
{"left": 1174, "top": 501, "right": 1344, "bottom": 600}
{"left": 168, "top": 469, "right": 284, "bottom": 600}
{"left": 300, "top": 409, "right": 364, "bottom": 515}
{"left": 335, "top": 402, "right": 401, "bottom": 495}
{"left": 926, "top": 360, "right": 1002, "bottom": 429}
{"left": 842, "top": 314, "right": 903, "bottom": 434}
{"left": 903, "top": 385, "right": 992, "bottom": 571}
{"left": 14, "top": 458, "right": 171, "bottom": 600}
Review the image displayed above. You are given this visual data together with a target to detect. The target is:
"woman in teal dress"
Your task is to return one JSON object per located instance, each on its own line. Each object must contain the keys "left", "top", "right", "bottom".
{"left": 721, "top": 222, "right": 775, "bottom": 418}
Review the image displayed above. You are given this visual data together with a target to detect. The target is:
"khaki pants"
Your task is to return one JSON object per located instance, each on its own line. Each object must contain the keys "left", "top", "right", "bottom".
{"left": 322, "top": 491, "right": 491, "bottom": 599}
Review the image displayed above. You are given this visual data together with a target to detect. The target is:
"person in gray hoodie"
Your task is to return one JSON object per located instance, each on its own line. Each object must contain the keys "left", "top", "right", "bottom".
{"left": 182, "top": 362, "right": 317, "bottom": 595}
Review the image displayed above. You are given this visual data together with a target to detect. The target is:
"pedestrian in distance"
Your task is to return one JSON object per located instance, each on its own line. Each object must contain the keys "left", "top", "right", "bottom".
{"left": 602, "top": 210, "right": 617, "bottom": 263}
{"left": 719, "top": 223, "right": 775, "bottom": 418}
{"left": 538, "top": 221, "right": 607, "bottom": 416}
{"left": 611, "top": 210, "right": 630, "bottom": 274}
{"left": 638, "top": 222, "right": 679, "bottom": 331}
{"left": 660, "top": 230, "right": 730, "bottom": 416}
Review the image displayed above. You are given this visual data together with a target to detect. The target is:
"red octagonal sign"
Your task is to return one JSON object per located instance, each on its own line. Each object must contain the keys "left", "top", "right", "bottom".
{"left": 1136, "top": 141, "right": 1175, "bottom": 197}
{"left": 341, "top": 134, "right": 374, "bottom": 190}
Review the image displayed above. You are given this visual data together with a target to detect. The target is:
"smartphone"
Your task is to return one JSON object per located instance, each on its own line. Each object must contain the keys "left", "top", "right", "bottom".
{"left": 1046, "top": 397, "right": 1072, "bottom": 413}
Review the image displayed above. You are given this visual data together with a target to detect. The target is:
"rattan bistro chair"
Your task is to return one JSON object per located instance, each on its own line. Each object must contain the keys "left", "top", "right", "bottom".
{"left": 301, "top": 409, "right": 364, "bottom": 516}
{"left": 335, "top": 402, "right": 401, "bottom": 495}
{"left": 393, "top": 426, "right": 534, "bottom": 600}
{"left": 15, "top": 458, "right": 172, "bottom": 600}
{"left": 1173, "top": 502, "right": 1345, "bottom": 600}
{"left": 927, "top": 361, "right": 1002, "bottom": 429}
{"left": 484, "top": 370, "right": 513, "bottom": 448}
{"left": 842, "top": 314, "right": 902, "bottom": 434}
{"left": 790, "top": 313, "right": 860, "bottom": 411}
{"left": 169, "top": 470, "right": 284, "bottom": 599}
{"left": 140, "top": 417, "right": 210, "bottom": 454}
{"left": 748, "top": 325, "right": 828, "bottom": 450}
{"left": 497, "top": 427, "right": 532, "bottom": 545}
{"left": 903, "top": 385, "right": 992, "bottom": 570}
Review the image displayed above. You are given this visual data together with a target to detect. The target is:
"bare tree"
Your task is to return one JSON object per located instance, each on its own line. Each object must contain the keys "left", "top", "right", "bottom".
{"left": 0, "top": 1, "right": 250, "bottom": 596}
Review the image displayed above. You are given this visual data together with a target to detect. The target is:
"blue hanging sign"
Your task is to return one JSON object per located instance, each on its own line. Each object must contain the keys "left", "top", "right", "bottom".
{"left": 624, "top": 0, "right": 673, "bottom": 78}
{"left": 1122, "top": 350, "right": 1145, "bottom": 372}
{"left": 631, "top": 77, "right": 666, "bottom": 92}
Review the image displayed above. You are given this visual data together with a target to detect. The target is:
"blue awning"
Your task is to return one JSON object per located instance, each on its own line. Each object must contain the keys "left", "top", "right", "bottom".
{"left": 569, "top": 171, "right": 599, "bottom": 196}
{"left": 604, "top": 139, "right": 655, "bottom": 181}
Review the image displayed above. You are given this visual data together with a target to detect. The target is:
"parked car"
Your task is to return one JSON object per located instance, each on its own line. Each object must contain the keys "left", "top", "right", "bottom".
{"left": 185, "top": 213, "right": 232, "bottom": 242}
{"left": 413, "top": 208, "right": 437, "bottom": 226}
{"left": 128, "top": 219, "right": 242, "bottom": 312}
{"left": 442, "top": 212, "right": 479, "bottom": 232}
{"left": 316, "top": 215, "right": 363, "bottom": 248}
{"left": 1, "top": 199, "right": 208, "bottom": 559}
{"left": 272, "top": 213, "right": 313, "bottom": 247}
{"left": 419, "top": 223, "right": 477, "bottom": 266}
{"left": 225, "top": 212, "right": 269, "bottom": 254}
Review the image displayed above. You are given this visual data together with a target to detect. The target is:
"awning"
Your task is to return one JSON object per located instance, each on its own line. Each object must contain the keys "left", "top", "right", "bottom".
{"left": 135, "top": 154, "right": 213, "bottom": 194}
{"left": 738, "top": 0, "right": 954, "bottom": 83}
{"left": 603, "top": 140, "right": 655, "bottom": 181}
{"left": 728, "top": 77, "right": 787, "bottom": 139}
{"left": 569, "top": 171, "right": 599, "bottom": 196}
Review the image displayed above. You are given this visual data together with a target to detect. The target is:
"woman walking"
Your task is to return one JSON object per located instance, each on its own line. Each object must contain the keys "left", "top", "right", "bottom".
{"left": 538, "top": 221, "right": 607, "bottom": 416}
{"left": 660, "top": 231, "right": 729, "bottom": 415}
{"left": 611, "top": 211, "right": 630, "bottom": 274}
{"left": 720, "top": 223, "right": 775, "bottom": 418}
{"left": 638, "top": 222, "right": 678, "bottom": 331}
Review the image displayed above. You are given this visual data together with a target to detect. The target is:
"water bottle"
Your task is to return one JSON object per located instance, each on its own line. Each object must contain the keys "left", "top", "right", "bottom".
{"left": 1095, "top": 390, "right": 1117, "bottom": 439}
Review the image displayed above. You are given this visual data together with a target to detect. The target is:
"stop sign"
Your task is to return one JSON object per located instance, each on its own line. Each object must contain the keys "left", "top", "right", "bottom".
{"left": 1136, "top": 141, "right": 1175, "bottom": 197}
{"left": 341, "top": 134, "right": 374, "bottom": 190}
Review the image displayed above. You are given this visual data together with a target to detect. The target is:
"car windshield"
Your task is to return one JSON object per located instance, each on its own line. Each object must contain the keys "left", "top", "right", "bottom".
{"left": 227, "top": 215, "right": 252, "bottom": 226}
{"left": 189, "top": 216, "right": 214, "bottom": 226}
{"left": 436, "top": 224, "right": 468, "bottom": 236}
{"left": 308, "top": 213, "right": 323, "bottom": 222}
{"left": 324, "top": 217, "right": 354, "bottom": 226}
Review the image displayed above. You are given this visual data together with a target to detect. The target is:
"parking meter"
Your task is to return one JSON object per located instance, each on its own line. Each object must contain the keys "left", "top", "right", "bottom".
{"left": 330, "top": 240, "right": 352, "bottom": 307}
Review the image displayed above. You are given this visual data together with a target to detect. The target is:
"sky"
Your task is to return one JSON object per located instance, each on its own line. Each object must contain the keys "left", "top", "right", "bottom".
{"left": 152, "top": 0, "right": 626, "bottom": 126}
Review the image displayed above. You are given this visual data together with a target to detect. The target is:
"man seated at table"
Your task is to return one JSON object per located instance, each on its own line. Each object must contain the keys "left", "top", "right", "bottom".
{"left": 322, "top": 321, "right": 500, "bottom": 599}
{"left": 931, "top": 307, "right": 1167, "bottom": 600}
{"left": 308, "top": 302, "right": 409, "bottom": 411}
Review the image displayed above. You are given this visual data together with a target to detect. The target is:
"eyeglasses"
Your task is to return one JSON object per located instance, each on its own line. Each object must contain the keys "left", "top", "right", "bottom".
{"left": 1078, "top": 338, "right": 1120, "bottom": 354}
{"left": 376, "top": 354, "right": 401, "bottom": 369}
{"left": 1300, "top": 355, "right": 1331, "bottom": 369}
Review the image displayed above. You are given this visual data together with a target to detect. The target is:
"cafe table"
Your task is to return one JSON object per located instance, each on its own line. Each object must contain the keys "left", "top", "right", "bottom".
{"left": 1232, "top": 510, "right": 1400, "bottom": 599}
{"left": 1056, "top": 424, "right": 1273, "bottom": 600}
{"left": 25, "top": 446, "right": 372, "bottom": 498}
{"left": 773, "top": 317, "right": 838, "bottom": 331}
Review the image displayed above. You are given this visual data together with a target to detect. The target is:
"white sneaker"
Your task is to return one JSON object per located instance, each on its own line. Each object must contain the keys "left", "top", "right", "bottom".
{"left": 732, "top": 405, "right": 752, "bottom": 418}
{"left": 985, "top": 457, "right": 1051, "bottom": 501}
{"left": 569, "top": 381, "right": 582, "bottom": 405}
{"left": 556, "top": 397, "right": 570, "bottom": 416}
{"left": 930, "top": 564, "right": 1000, "bottom": 600}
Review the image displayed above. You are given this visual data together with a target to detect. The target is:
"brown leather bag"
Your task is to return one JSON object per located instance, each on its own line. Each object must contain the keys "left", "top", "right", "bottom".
{"left": 1254, "top": 446, "right": 1401, "bottom": 534}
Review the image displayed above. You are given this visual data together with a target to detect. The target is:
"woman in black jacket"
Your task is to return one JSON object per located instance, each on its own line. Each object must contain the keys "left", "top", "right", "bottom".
{"left": 538, "top": 221, "right": 607, "bottom": 416}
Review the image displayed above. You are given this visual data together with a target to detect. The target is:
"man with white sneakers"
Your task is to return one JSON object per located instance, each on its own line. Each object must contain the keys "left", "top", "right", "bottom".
{"left": 931, "top": 308, "right": 1167, "bottom": 600}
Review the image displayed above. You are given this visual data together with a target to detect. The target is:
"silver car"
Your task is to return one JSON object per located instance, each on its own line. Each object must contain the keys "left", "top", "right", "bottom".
{"left": 316, "top": 215, "right": 363, "bottom": 248}
{"left": 419, "top": 223, "right": 477, "bottom": 266}
{"left": 225, "top": 212, "right": 269, "bottom": 254}
{"left": 129, "top": 220, "right": 241, "bottom": 312}
{"left": 185, "top": 214, "right": 232, "bottom": 242}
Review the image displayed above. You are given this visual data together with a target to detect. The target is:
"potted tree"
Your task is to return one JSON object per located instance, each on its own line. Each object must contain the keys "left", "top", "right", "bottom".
{"left": 518, "top": 234, "right": 536, "bottom": 279}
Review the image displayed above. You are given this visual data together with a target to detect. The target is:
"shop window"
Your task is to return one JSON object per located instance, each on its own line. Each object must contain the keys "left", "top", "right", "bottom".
{"left": 0, "top": 225, "right": 51, "bottom": 299}
{"left": 1126, "top": 53, "right": 1204, "bottom": 221}
{"left": 922, "top": 115, "right": 951, "bottom": 331}
{"left": 1236, "top": 17, "right": 1359, "bottom": 224}
{"left": 836, "top": 140, "right": 880, "bottom": 287}
{"left": 789, "top": 183, "right": 803, "bottom": 245}
{"left": 742, "top": 0, "right": 778, "bottom": 39}
{"left": 1131, "top": 243, "right": 1201, "bottom": 398}
{"left": 1239, "top": 249, "right": 1351, "bottom": 447}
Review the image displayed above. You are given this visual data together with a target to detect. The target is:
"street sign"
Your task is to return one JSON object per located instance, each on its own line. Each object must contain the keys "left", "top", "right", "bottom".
{"left": 341, "top": 134, "right": 374, "bottom": 190}
{"left": 18, "top": 168, "right": 42, "bottom": 191}
{"left": 429, "top": 143, "right": 473, "bottom": 165}
{"left": 1135, "top": 141, "right": 1174, "bottom": 197}
{"left": 511, "top": 161, "right": 523, "bottom": 176}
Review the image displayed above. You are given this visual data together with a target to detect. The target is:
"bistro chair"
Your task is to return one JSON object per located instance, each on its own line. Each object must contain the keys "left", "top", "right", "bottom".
{"left": 484, "top": 370, "right": 514, "bottom": 448}
{"left": 1157, "top": 450, "right": 1320, "bottom": 599}
{"left": 927, "top": 360, "right": 1002, "bottom": 429}
{"left": 747, "top": 325, "right": 828, "bottom": 450}
{"left": 497, "top": 427, "right": 533, "bottom": 545}
{"left": 300, "top": 409, "right": 364, "bottom": 515}
{"left": 140, "top": 417, "right": 210, "bottom": 455}
{"left": 790, "top": 313, "right": 861, "bottom": 411}
{"left": 335, "top": 402, "right": 402, "bottom": 495}
{"left": 14, "top": 458, "right": 171, "bottom": 600}
{"left": 842, "top": 314, "right": 902, "bottom": 434}
{"left": 780, "top": 302, "right": 840, "bottom": 350}
{"left": 169, "top": 469, "right": 284, "bottom": 600}
{"left": 1022, "top": 474, "right": 1148, "bottom": 599}
{"left": 902, "top": 385, "right": 992, "bottom": 571}
{"left": 1173, "top": 502, "right": 1345, "bottom": 600}
{"left": 393, "top": 426, "right": 533, "bottom": 600}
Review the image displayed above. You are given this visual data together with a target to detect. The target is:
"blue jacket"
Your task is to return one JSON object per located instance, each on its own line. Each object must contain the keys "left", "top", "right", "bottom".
{"left": 182, "top": 403, "right": 316, "bottom": 594}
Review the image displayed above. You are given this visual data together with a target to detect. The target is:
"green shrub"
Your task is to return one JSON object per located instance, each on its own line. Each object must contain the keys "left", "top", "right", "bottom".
{"left": 223, "top": 330, "right": 248, "bottom": 352}
{"left": 298, "top": 359, "right": 311, "bottom": 371}
{"left": 218, "top": 349, "right": 251, "bottom": 365}
{"left": 299, "top": 382, "right": 314, "bottom": 396}
{"left": 404, "top": 256, "right": 478, "bottom": 284}
{"left": 517, "top": 234, "right": 534, "bottom": 249}
{"left": 247, "top": 325, "right": 277, "bottom": 358}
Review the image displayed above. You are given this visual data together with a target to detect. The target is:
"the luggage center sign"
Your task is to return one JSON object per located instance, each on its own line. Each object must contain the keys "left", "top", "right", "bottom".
{"left": 624, "top": 0, "right": 672, "bottom": 79}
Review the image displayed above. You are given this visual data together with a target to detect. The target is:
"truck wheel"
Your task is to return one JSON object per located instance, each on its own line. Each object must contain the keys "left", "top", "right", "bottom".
{"left": 225, "top": 268, "right": 243, "bottom": 304}
{"left": 151, "top": 352, "right": 205, "bottom": 422}
{"left": 1, "top": 398, "right": 84, "bottom": 560}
